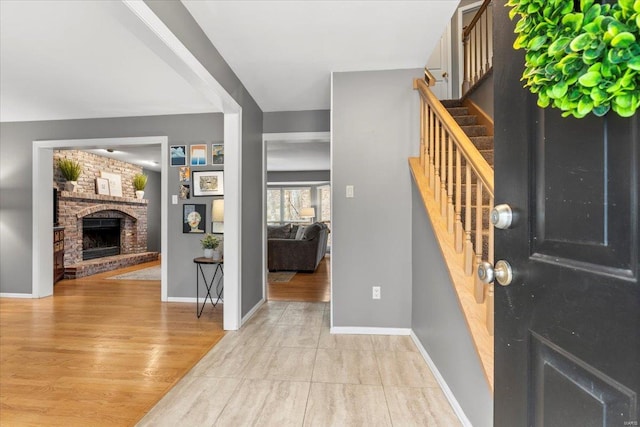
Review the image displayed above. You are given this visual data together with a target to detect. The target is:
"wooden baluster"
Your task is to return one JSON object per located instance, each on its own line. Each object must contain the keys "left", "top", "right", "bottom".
{"left": 464, "top": 163, "right": 473, "bottom": 275}
{"left": 462, "top": 34, "right": 470, "bottom": 95}
{"left": 429, "top": 109, "right": 436, "bottom": 191}
{"left": 478, "top": 13, "right": 484, "bottom": 77}
{"left": 446, "top": 133, "right": 454, "bottom": 234}
{"left": 440, "top": 129, "right": 448, "bottom": 218}
{"left": 455, "top": 148, "right": 463, "bottom": 252}
{"left": 474, "top": 181, "right": 485, "bottom": 303}
{"left": 474, "top": 26, "right": 479, "bottom": 84}
{"left": 419, "top": 100, "right": 425, "bottom": 168}
{"left": 486, "top": 283, "right": 494, "bottom": 335}
{"left": 485, "top": 5, "right": 491, "bottom": 72}
{"left": 433, "top": 117, "right": 441, "bottom": 199}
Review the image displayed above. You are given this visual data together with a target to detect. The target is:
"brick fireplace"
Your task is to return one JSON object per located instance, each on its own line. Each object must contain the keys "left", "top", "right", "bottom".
{"left": 57, "top": 192, "right": 157, "bottom": 278}
{"left": 54, "top": 149, "right": 158, "bottom": 278}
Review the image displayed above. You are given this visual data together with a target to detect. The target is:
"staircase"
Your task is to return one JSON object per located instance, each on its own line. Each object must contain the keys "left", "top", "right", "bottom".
{"left": 441, "top": 99, "right": 494, "bottom": 260}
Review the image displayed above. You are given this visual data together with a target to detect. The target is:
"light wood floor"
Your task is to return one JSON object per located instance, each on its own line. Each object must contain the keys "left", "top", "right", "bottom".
{"left": 267, "top": 255, "right": 331, "bottom": 302}
{"left": 0, "top": 260, "right": 224, "bottom": 426}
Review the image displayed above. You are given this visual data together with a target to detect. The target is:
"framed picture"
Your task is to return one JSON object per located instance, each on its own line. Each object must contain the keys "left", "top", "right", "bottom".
{"left": 170, "top": 145, "right": 187, "bottom": 167}
{"left": 179, "top": 184, "right": 190, "bottom": 200}
{"left": 193, "top": 171, "right": 224, "bottom": 196}
{"left": 190, "top": 144, "right": 207, "bottom": 166}
{"left": 95, "top": 177, "right": 110, "bottom": 195}
{"left": 179, "top": 166, "right": 190, "bottom": 182}
{"left": 211, "top": 143, "right": 224, "bottom": 165}
{"left": 100, "top": 171, "right": 122, "bottom": 197}
{"left": 183, "top": 204, "right": 206, "bottom": 233}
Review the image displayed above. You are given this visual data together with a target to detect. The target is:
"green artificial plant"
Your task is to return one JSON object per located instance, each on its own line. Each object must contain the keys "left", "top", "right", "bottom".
{"left": 57, "top": 158, "right": 82, "bottom": 181}
{"left": 507, "top": 0, "right": 640, "bottom": 118}
{"left": 133, "top": 173, "right": 148, "bottom": 191}
{"left": 200, "top": 233, "right": 220, "bottom": 250}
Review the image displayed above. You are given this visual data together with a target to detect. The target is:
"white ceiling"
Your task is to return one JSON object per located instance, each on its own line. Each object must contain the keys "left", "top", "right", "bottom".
{"left": 183, "top": 0, "right": 459, "bottom": 112}
{"left": 1, "top": 0, "right": 458, "bottom": 171}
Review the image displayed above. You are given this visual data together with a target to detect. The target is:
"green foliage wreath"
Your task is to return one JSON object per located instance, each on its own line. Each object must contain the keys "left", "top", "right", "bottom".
{"left": 507, "top": 0, "right": 640, "bottom": 118}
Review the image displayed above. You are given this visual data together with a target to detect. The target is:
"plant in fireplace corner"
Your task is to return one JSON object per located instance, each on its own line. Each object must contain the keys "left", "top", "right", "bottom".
{"left": 57, "top": 157, "right": 82, "bottom": 192}
{"left": 132, "top": 173, "right": 148, "bottom": 199}
{"left": 200, "top": 233, "right": 220, "bottom": 259}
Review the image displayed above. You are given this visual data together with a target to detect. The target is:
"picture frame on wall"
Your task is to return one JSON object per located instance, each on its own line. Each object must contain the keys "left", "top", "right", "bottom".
{"left": 100, "top": 171, "right": 122, "bottom": 197}
{"left": 170, "top": 145, "right": 187, "bottom": 167}
{"left": 190, "top": 144, "right": 207, "bottom": 166}
{"left": 179, "top": 184, "right": 190, "bottom": 200}
{"left": 211, "top": 143, "right": 224, "bottom": 165}
{"left": 95, "top": 177, "right": 110, "bottom": 195}
{"left": 183, "top": 204, "right": 206, "bottom": 233}
{"left": 179, "top": 166, "right": 190, "bottom": 182}
{"left": 193, "top": 170, "right": 224, "bottom": 196}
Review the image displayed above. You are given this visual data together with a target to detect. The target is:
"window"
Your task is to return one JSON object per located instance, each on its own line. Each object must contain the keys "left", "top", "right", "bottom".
{"left": 267, "top": 187, "right": 311, "bottom": 224}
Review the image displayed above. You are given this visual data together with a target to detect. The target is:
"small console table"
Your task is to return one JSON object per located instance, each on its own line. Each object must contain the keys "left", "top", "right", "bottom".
{"left": 193, "top": 257, "right": 224, "bottom": 318}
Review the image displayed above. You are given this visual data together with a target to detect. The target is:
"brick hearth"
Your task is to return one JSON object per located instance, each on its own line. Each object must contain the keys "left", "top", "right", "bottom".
{"left": 64, "top": 252, "right": 159, "bottom": 279}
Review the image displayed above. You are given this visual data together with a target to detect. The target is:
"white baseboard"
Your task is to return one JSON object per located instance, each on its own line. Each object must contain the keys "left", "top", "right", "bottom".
{"left": 167, "top": 297, "right": 224, "bottom": 304}
{"left": 242, "top": 298, "right": 266, "bottom": 325}
{"left": 410, "top": 331, "right": 472, "bottom": 427}
{"left": 330, "top": 326, "right": 411, "bottom": 335}
{"left": 0, "top": 293, "right": 34, "bottom": 298}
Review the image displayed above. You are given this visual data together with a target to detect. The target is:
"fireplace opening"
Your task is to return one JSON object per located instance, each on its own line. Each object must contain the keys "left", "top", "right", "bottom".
{"left": 83, "top": 218, "right": 121, "bottom": 260}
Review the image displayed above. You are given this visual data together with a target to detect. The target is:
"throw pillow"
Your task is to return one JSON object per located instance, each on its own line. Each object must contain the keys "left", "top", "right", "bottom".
{"left": 267, "top": 224, "right": 291, "bottom": 239}
{"left": 295, "top": 225, "right": 306, "bottom": 240}
{"left": 302, "top": 223, "right": 321, "bottom": 240}
{"left": 289, "top": 224, "right": 299, "bottom": 239}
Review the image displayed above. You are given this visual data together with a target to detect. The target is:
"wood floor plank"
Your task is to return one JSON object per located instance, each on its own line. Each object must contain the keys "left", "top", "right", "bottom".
{"left": 0, "top": 260, "right": 224, "bottom": 426}
{"left": 267, "top": 255, "right": 331, "bottom": 302}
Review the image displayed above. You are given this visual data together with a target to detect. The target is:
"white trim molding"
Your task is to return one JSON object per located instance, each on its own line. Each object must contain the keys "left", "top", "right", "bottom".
{"left": 410, "top": 331, "right": 473, "bottom": 427}
{"left": 242, "top": 298, "right": 266, "bottom": 325}
{"left": 0, "top": 293, "right": 34, "bottom": 299}
{"left": 330, "top": 327, "right": 411, "bottom": 336}
{"left": 167, "top": 297, "right": 224, "bottom": 304}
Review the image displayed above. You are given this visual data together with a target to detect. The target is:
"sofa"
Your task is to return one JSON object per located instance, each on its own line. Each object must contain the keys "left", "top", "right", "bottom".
{"left": 267, "top": 222, "right": 329, "bottom": 272}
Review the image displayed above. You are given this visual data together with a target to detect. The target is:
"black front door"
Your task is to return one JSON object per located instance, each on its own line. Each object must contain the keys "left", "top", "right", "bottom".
{"left": 494, "top": 1, "right": 639, "bottom": 425}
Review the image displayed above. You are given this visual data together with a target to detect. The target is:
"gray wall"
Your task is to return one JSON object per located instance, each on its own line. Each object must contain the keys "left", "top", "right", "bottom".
{"left": 331, "top": 68, "right": 419, "bottom": 328}
{"left": 267, "top": 170, "right": 330, "bottom": 183}
{"left": 468, "top": 72, "right": 494, "bottom": 119}
{"left": 411, "top": 184, "right": 493, "bottom": 427}
{"left": 0, "top": 113, "right": 223, "bottom": 296}
{"left": 146, "top": 0, "right": 264, "bottom": 316}
{"left": 263, "top": 110, "right": 330, "bottom": 133}
{"left": 143, "top": 168, "right": 161, "bottom": 253}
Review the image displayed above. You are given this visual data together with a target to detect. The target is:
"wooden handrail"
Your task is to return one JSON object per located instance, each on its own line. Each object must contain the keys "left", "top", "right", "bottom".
{"left": 424, "top": 67, "right": 436, "bottom": 87}
{"left": 412, "top": 77, "right": 495, "bottom": 339}
{"left": 413, "top": 79, "right": 493, "bottom": 196}
{"left": 463, "top": 0, "right": 492, "bottom": 39}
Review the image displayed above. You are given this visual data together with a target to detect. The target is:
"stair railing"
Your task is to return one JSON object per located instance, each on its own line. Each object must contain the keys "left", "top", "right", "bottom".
{"left": 414, "top": 77, "right": 495, "bottom": 333}
{"left": 462, "top": 0, "right": 493, "bottom": 95}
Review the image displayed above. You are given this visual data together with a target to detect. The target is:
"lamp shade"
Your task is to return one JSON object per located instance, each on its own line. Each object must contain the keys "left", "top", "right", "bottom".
{"left": 300, "top": 207, "right": 315, "bottom": 218}
{"left": 212, "top": 199, "right": 224, "bottom": 222}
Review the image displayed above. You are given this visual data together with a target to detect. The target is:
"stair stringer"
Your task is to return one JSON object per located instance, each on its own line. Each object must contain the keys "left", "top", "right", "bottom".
{"left": 410, "top": 157, "right": 494, "bottom": 392}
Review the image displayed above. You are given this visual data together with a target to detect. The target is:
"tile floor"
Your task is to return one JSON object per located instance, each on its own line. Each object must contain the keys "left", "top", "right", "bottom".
{"left": 138, "top": 301, "right": 460, "bottom": 426}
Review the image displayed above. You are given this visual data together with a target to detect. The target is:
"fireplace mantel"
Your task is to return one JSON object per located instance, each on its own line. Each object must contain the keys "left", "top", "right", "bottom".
{"left": 59, "top": 191, "right": 148, "bottom": 205}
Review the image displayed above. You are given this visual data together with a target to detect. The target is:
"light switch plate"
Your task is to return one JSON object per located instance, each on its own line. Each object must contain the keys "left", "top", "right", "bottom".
{"left": 346, "top": 185, "right": 354, "bottom": 198}
{"left": 172, "top": 195, "right": 178, "bottom": 204}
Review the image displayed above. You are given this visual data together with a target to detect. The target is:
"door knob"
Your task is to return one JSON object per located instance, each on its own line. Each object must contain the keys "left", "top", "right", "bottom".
{"left": 478, "top": 260, "right": 513, "bottom": 286}
{"left": 442, "top": 71, "right": 449, "bottom": 78}
{"left": 491, "top": 204, "right": 513, "bottom": 229}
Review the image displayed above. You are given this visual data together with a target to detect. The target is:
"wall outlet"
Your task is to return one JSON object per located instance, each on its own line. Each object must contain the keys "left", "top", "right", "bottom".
{"left": 372, "top": 286, "right": 381, "bottom": 300}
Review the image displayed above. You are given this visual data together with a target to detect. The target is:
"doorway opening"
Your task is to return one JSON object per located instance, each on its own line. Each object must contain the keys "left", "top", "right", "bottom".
{"left": 262, "top": 132, "right": 331, "bottom": 303}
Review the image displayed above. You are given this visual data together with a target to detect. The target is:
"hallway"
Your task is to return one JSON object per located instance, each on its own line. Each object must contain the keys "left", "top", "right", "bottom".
{"left": 139, "top": 301, "right": 460, "bottom": 425}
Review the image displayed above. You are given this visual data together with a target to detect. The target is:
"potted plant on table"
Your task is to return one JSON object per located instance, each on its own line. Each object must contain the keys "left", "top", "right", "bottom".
{"left": 133, "top": 173, "right": 148, "bottom": 199}
{"left": 200, "top": 233, "right": 220, "bottom": 259}
{"left": 57, "top": 158, "right": 82, "bottom": 192}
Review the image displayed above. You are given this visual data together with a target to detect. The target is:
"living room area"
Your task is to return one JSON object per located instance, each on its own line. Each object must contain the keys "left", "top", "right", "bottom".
{"left": 264, "top": 129, "right": 331, "bottom": 303}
